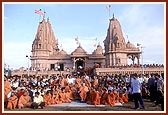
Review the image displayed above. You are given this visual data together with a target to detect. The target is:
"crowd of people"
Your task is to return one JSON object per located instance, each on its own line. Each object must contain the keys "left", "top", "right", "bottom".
{"left": 4, "top": 72, "right": 164, "bottom": 110}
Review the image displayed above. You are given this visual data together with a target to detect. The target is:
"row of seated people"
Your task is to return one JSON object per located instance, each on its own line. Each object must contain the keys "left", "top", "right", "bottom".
{"left": 5, "top": 83, "right": 128, "bottom": 110}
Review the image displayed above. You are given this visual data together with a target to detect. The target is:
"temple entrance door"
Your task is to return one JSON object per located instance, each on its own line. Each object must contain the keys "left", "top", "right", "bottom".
{"left": 50, "top": 64, "right": 55, "bottom": 70}
{"left": 75, "top": 58, "right": 85, "bottom": 76}
{"left": 76, "top": 60, "right": 84, "bottom": 69}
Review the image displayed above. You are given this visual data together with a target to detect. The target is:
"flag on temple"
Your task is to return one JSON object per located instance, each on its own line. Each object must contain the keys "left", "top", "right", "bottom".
{"left": 106, "top": 5, "right": 111, "bottom": 10}
{"left": 35, "top": 9, "right": 45, "bottom": 16}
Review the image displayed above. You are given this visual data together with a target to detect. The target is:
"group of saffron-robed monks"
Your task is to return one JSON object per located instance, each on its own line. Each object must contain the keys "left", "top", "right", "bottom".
{"left": 4, "top": 74, "right": 129, "bottom": 110}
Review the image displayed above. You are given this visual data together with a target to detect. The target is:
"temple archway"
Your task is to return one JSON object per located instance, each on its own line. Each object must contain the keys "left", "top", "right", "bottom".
{"left": 75, "top": 58, "right": 85, "bottom": 69}
{"left": 76, "top": 60, "right": 84, "bottom": 69}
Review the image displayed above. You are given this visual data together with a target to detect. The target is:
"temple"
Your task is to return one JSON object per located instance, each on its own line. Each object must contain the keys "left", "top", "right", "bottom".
{"left": 31, "top": 15, "right": 141, "bottom": 72}
{"left": 31, "top": 18, "right": 105, "bottom": 72}
{"left": 104, "top": 14, "right": 141, "bottom": 67}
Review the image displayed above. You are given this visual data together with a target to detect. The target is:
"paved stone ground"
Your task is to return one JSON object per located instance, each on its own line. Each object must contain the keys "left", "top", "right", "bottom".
{"left": 48, "top": 101, "right": 122, "bottom": 107}
{"left": 4, "top": 99, "right": 163, "bottom": 112}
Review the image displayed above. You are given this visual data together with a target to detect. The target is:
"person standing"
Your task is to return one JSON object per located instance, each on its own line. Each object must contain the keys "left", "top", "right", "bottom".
{"left": 131, "top": 74, "right": 145, "bottom": 110}
{"left": 155, "top": 74, "right": 164, "bottom": 110}
{"left": 147, "top": 74, "right": 155, "bottom": 102}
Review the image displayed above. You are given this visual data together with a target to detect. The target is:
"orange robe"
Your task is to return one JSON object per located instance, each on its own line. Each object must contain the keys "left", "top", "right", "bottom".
{"left": 18, "top": 95, "right": 32, "bottom": 109}
{"left": 43, "top": 93, "right": 52, "bottom": 106}
{"left": 4, "top": 81, "right": 11, "bottom": 102}
{"left": 86, "top": 90, "right": 94, "bottom": 104}
{"left": 7, "top": 95, "right": 18, "bottom": 110}
{"left": 113, "top": 90, "right": 119, "bottom": 103}
{"left": 64, "top": 92, "right": 71, "bottom": 103}
{"left": 107, "top": 92, "right": 115, "bottom": 106}
{"left": 119, "top": 93, "right": 128, "bottom": 103}
{"left": 71, "top": 85, "right": 79, "bottom": 100}
{"left": 59, "top": 92, "right": 65, "bottom": 103}
{"left": 100, "top": 92, "right": 108, "bottom": 105}
{"left": 79, "top": 85, "right": 89, "bottom": 101}
{"left": 54, "top": 93, "right": 63, "bottom": 104}
{"left": 60, "top": 79, "right": 65, "bottom": 88}
{"left": 92, "top": 91, "right": 100, "bottom": 105}
{"left": 65, "top": 86, "right": 70, "bottom": 92}
{"left": 93, "top": 79, "right": 98, "bottom": 88}
{"left": 64, "top": 78, "right": 68, "bottom": 86}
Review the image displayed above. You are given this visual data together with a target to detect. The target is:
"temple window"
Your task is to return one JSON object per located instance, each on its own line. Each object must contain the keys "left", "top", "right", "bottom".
{"left": 39, "top": 44, "right": 41, "bottom": 49}
{"left": 59, "top": 63, "right": 64, "bottom": 71}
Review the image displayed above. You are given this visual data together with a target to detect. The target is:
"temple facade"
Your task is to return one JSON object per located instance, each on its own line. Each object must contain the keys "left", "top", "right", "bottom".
{"left": 31, "top": 15, "right": 141, "bottom": 72}
{"left": 104, "top": 14, "right": 141, "bottom": 67}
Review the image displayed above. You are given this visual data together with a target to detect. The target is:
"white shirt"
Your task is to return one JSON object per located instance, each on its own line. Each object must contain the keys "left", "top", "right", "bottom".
{"left": 138, "top": 77, "right": 144, "bottom": 84}
{"left": 68, "top": 78, "right": 74, "bottom": 84}
{"left": 131, "top": 78, "right": 141, "bottom": 93}
{"left": 33, "top": 95, "right": 43, "bottom": 104}
{"left": 12, "top": 81, "right": 19, "bottom": 88}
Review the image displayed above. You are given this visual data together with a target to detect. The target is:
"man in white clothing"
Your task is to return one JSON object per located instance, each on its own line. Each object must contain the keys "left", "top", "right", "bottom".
{"left": 31, "top": 92, "right": 45, "bottom": 109}
{"left": 131, "top": 74, "right": 145, "bottom": 110}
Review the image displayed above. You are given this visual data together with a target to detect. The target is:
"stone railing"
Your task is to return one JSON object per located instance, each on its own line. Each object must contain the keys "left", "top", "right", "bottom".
{"left": 95, "top": 67, "right": 164, "bottom": 76}
{"left": 11, "top": 67, "right": 164, "bottom": 77}
{"left": 11, "top": 70, "right": 71, "bottom": 77}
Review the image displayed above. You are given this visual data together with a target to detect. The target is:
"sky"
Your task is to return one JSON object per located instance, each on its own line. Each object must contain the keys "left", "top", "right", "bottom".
{"left": 3, "top": 2, "right": 165, "bottom": 70}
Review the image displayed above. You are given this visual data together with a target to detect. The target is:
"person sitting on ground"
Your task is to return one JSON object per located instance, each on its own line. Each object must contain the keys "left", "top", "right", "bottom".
{"left": 7, "top": 92, "right": 18, "bottom": 110}
{"left": 18, "top": 91, "right": 32, "bottom": 109}
{"left": 42, "top": 91, "right": 52, "bottom": 106}
{"left": 107, "top": 90, "right": 115, "bottom": 106}
{"left": 31, "top": 92, "right": 45, "bottom": 109}
{"left": 119, "top": 90, "right": 128, "bottom": 104}
{"left": 4, "top": 77, "right": 12, "bottom": 107}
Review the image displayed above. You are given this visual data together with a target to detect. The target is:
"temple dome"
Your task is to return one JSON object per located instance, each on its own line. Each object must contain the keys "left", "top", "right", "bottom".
{"left": 59, "top": 49, "right": 67, "bottom": 55}
{"left": 92, "top": 45, "right": 103, "bottom": 55}
{"left": 126, "top": 41, "right": 136, "bottom": 49}
{"left": 71, "top": 45, "right": 87, "bottom": 55}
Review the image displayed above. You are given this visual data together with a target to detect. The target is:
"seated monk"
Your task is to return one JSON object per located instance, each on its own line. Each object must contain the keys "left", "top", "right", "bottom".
{"left": 59, "top": 90, "right": 65, "bottom": 103}
{"left": 86, "top": 88, "right": 94, "bottom": 104}
{"left": 43, "top": 91, "right": 52, "bottom": 106}
{"left": 65, "top": 85, "right": 70, "bottom": 92}
{"left": 64, "top": 90, "right": 72, "bottom": 103}
{"left": 7, "top": 92, "right": 18, "bottom": 110}
{"left": 119, "top": 90, "right": 128, "bottom": 103}
{"left": 18, "top": 91, "right": 32, "bottom": 109}
{"left": 100, "top": 88, "right": 108, "bottom": 105}
{"left": 70, "top": 85, "right": 79, "bottom": 100}
{"left": 92, "top": 89, "right": 100, "bottom": 105}
{"left": 79, "top": 83, "right": 89, "bottom": 101}
{"left": 113, "top": 89, "right": 119, "bottom": 103}
{"left": 54, "top": 91, "right": 63, "bottom": 104}
{"left": 4, "top": 77, "right": 12, "bottom": 103}
{"left": 107, "top": 90, "right": 115, "bottom": 106}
